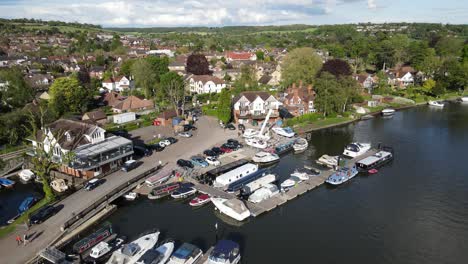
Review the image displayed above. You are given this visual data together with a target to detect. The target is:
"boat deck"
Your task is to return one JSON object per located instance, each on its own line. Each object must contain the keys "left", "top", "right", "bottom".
{"left": 194, "top": 246, "right": 214, "bottom": 264}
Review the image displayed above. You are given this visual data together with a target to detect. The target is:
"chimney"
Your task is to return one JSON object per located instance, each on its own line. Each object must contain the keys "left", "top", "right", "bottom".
{"left": 307, "top": 85, "right": 312, "bottom": 94}
{"left": 292, "top": 83, "right": 296, "bottom": 89}
{"left": 299, "top": 80, "right": 303, "bottom": 88}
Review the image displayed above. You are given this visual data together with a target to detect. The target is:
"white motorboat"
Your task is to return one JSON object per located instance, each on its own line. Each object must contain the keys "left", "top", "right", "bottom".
{"left": 280, "top": 176, "right": 301, "bottom": 190}
{"left": 50, "top": 179, "right": 68, "bottom": 193}
{"left": 18, "top": 169, "right": 35, "bottom": 182}
{"left": 211, "top": 197, "right": 251, "bottom": 221}
{"left": 207, "top": 240, "right": 241, "bottom": 264}
{"left": 293, "top": 138, "right": 308, "bottom": 152}
{"left": 428, "top": 101, "right": 444, "bottom": 108}
{"left": 87, "top": 238, "right": 126, "bottom": 263}
{"left": 381, "top": 108, "right": 395, "bottom": 116}
{"left": 461, "top": 96, "right": 468, "bottom": 102}
{"left": 124, "top": 192, "right": 138, "bottom": 201}
{"left": 271, "top": 127, "right": 295, "bottom": 138}
{"left": 248, "top": 183, "right": 279, "bottom": 203}
{"left": 245, "top": 138, "right": 268, "bottom": 149}
{"left": 107, "top": 231, "right": 160, "bottom": 264}
{"left": 242, "top": 129, "right": 258, "bottom": 138}
{"left": 290, "top": 169, "right": 312, "bottom": 181}
{"left": 343, "top": 142, "right": 371, "bottom": 158}
{"left": 170, "top": 186, "right": 197, "bottom": 199}
{"left": 325, "top": 165, "right": 359, "bottom": 186}
{"left": 136, "top": 240, "right": 174, "bottom": 264}
{"left": 241, "top": 173, "right": 277, "bottom": 195}
{"left": 252, "top": 151, "right": 279, "bottom": 164}
{"left": 316, "top": 154, "right": 339, "bottom": 168}
{"left": 167, "top": 243, "right": 203, "bottom": 264}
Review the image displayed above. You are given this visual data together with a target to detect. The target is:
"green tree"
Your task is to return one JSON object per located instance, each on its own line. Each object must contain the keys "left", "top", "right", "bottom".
{"left": 0, "top": 68, "right": 34, "bottom": 112}
{"left": 49, "top": 76, "right": 91, "bottom": 115}
{"left": 314, "top": 72, "right": 340, "bottom": 117}
{"left": 422, "top": 79, "right": 436, "bottom": 94}
{"left": 160, "top": 72, "right": 185, "bottom": 115}
{"left": 120, "top": 59, "right": 136, "bottom": 76}
{"left": 233, "top": 65, "right": 258, "bottom": 93}
{"left": 217, "top": 89, "right": 232, "bottom": 124}
{"left": 281, "top": 47, "right": 323, "bottom": 88}
{"left": 131, "top": 59, "right": 155, "bottom": 98}
{"left": 0, "top": 109, "right": 29, "bottom": 145}
{"left": 255, "top": 51, "right": 265, "bottom": 61}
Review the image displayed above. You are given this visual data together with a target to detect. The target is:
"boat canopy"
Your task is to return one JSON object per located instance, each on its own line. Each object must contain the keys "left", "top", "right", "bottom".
{"left": 210, "top": 240, "right": 240, "bottom": 261}
{"left": 172, "top": 243, "right": 200, "bottom": 260}
{"left": 122, "top": 243, "right": 141, "bottom": 256}
{"left": 357, "top": 151, "right": 392, "bottom": 166}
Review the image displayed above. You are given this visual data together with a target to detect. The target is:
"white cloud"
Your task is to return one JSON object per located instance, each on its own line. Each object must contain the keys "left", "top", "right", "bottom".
{"left": 367, "top": 0, "right": 377, "bottom": 10}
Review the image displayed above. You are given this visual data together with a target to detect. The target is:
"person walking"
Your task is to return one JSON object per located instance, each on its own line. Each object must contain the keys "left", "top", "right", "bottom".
{"left": 23, "top": 233, "right": 28, "bottom": 246}
{"left": 15, "top": 235, "right": 22, "bottom": 246}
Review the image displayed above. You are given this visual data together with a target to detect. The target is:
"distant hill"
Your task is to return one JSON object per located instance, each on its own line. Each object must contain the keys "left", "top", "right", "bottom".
{"left": 0, "top": 18, "right": 109, "bottom": 34}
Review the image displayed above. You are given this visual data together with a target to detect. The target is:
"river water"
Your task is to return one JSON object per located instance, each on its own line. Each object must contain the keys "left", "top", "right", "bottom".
{"left": 59, "top": 102, "right": 468, "bottom": 263}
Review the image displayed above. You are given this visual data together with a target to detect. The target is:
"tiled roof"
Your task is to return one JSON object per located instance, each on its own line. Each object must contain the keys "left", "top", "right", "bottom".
{"left": 226, "top": 51, "right": 254, "bottom": 60}
{"left": 190, "top": 75, "right": 225, "bottom": 85}
{"left": 233, "top": 91, "right": 273, "bottom": 103}
{"left": 113, "top": 96, "right": 154, "bottom": 111}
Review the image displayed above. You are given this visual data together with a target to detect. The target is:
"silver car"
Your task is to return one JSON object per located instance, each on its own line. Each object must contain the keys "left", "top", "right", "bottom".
{"left": 178, "top": 132, "right": 193, "bottom": 138}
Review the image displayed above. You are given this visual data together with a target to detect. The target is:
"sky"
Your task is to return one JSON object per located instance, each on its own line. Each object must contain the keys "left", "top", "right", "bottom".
{"left": 0, "top": 0, "right": 467, "bottom": 27}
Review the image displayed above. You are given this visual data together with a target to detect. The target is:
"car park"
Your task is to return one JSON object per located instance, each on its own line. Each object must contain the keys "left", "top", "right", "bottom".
{"left": 222, "top": 143, "right": 239, "bottom": 151}
{"left": 177, "top": 159, "right": 194, "bottom": 169}
{"left": 29, "top": 205, "right": 57, "bottom": 224}
{"left": 203, "top": 149, "right": 218, "bottom": 157}
{"left": 84, "top": 178, "right": 105, "bottom": 191}
{"left": 121, "top": 160, "right": 137, "bottom": 172}
{"left": 206, "top": 156, "right": 221, "bottom": 166}
{"left": 191, "top": 156, "right": 209, "bottom": 167}
{"left": 178, "top": 132, "right": 193, "bottom": 138}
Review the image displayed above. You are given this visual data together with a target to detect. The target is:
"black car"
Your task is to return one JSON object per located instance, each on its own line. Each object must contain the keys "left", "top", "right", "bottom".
{"left": 211, "top": 147, "right": 225, "bottom": 156}
{"left": 167, "top": 137, "right": 178, "bottom": 144}
{"left": 30, "top": 205, "right": 56, "bottom": 224}
{"left": 112, "top": 130, "right": 129, "bottom": 138}
{"left": 177, "top": 159, "right": 194, "bottom": 169}
{"left": 150, "top": 144, "right": 165, "bottom": 152}
{"left": 203, "top": 149, "right": 218, "bottom": 157}
{"left": 84, "top": 178, "right": 105, "bottom": 191}
{"left": 183, "top": 124, "right": 197, "bottom": 131}
{"left": 225, "top": 123, "right": 236, "bottom": 130}
{"left": 222, "top": 143, "right": 239, "bottom": 151}
{"left": 227, "top": 139, "right": 240, "bottom": 145}
{"left": 134, "top": 145, "right": 152, "bottom": 157}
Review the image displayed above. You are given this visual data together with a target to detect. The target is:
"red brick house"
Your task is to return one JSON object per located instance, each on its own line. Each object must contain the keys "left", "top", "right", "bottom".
{"left": 282, "top": 82, "right": 316, "bottom": 117}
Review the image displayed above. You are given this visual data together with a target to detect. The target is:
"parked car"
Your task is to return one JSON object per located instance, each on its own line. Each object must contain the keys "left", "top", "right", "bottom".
{"left": 220, "top": 146, "right": 233, "bottom": 153}
{"left": 211, "top": 147, "right": 225, "bottom": 156}
{"left": 177, "top": 159, "right": 194, "bottom": 169}
{"left": 150, "top": 144, "right": 165, "bottom": 152}
{"left": 30, "top": 205, "right": 57, "bottom": 224}
{"left": 167, "top": 137, "right": 178, "bottom": 144}
{"left": 178, "top": 132, "right": 192, "bottom": 138}
{"left": 203, "top": 149, "right": 218, "bottom": 157}
{"left": 191, "top": 156, "right": 209, "bottom": 167}
{"left": 112, "top": 130, "right": 129, "bottom": 138}
{"left": 227, "top": 139, "right": 240, "bottom": 145}
{"left": 159, "top": 139, "right": 171, "bottom": 147}
{"left": 225, "top": 123, "right": 236, "bottom": 130}
{"left": 183, "top": 124, "right": 197, "bottom": 131}
{"left": 238, "top": 124, "right": 245, "bottom": 130}
{"left": 206, "top": 156, "right": 220, "bottom": 166}
{"left": 222, "top": 143, "right": 239, "bottom": 151}
{"left": 121, "top": 160, "right": 137, "bottom": 172}
{"left": 84, "top": 178, "right": 105, "bottom": 191}
{"left": 134, "top": 145, "right": 152, "bottom": 157}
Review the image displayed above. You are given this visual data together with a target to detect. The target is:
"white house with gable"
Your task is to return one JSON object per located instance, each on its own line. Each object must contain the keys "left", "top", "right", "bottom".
{"left": 188, "top": 75, "right": 226, "bottom": 94}
{"left": 102, "top": 76, "right": 134, "bottom": 92}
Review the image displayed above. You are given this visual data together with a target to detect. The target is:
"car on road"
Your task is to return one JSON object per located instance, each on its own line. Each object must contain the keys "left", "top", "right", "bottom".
{"left": 178, "top": 132, "right": 193, "bottom": 138}
{"left": 121, "top": 159, "right": 137, "bottom": 172}
{"left": 134, "top": 145, "right": 152, "bottom": 157}
{"left": 225, "top": 123, "right": 236, "bottom": 130}
{"left": 203, "top": 149, "right": 218, "bottom": 157}
{"left": 191, "top": 156, "right": 209, "bottom": 167}
{"left": 84, "top": 178, "right": 105, "bottom": 191}
{"left": 206, "top": 156, "right": 220, "bottom": 166}
{"left": 167, "top": 137, "right": 178, "bottom": 144}
{"left": 220, "top": 146, "right": 233, "bottom": 153}
{"left": 177, "top": 159, "right": 194, "bottom": 169}
{"left": 150, "top": 144, "right": 165, "bottom": 152}
{"left": 183, "top": 124, "right": 197, "bottom": 131}
{"left": 211, "top": 147, "right": 225, "bottom": 156}
{"left": 30, "top": 205, "right": 57, "bottom": 224}
{"left": 159, "top": 139, "right": 172, "bottom": 147}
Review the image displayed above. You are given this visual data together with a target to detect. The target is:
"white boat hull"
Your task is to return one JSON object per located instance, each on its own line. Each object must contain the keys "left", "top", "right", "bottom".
{"left": 343, "top": 143, "right": 371, "bottom": 158}
{"left": 381, "top": 109, "right": 395, "bottom": 116}
{"left": 461, "top": 97, "right": 468, "bottom": 102}
{"left": 107, "top": 232, "right": 160, "bottom": 264}
{"left": 211, "top": 198, "right": 250, "bottom": 221}
{"left": 428, "top": 101, "right": 444, "bottom": 108}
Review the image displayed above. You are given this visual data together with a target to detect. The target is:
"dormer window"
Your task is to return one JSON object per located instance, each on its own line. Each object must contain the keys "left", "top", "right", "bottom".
{"left": 65, "top": 131, "right": 72, "bottom": 141}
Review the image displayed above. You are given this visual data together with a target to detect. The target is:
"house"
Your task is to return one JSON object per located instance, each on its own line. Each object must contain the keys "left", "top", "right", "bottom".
{"left": 168, "top": 56, "right": 187, "bottom": 72}
{"left": 188, "top": 75, "right": 226, "bottom": 94}
{"left": 387, "top": 66, "right": 415, "bottom": 88}
{"left": 103, "top": 91, "right": 126, "bottom": 107}
{"left": 354, "top": 73, "right": 377, "bottom": 92}
{"left": 89, "top": 66, "right": 106, "bottom": 79}
{"left": 155, "top": 109, "right": 178, "bottom": 126}
{"left": 233, "top": 91, "right": 281, "bottom": 125}
{"left": 225, "top": 51, "right": 257, "bottom": 63}
{"left": 102, "top": 76, "right": 133, "bottom": 92}
{"left": 26, "top": 73, "right": 53, "bottom": 89}
{"left": 281, "top": 82, "right": 316, "bottom": 117}
{"left": 82, "top": 110, "right": 107, "bottom": 125}
{"left": 147, "top": 49, "right": 175, "bottom": 57}
{"left": 28, "top": 119, "right": 133, "bottom": 179}
{"left": 112, "top": 95, "right": 154, "bottom": 113}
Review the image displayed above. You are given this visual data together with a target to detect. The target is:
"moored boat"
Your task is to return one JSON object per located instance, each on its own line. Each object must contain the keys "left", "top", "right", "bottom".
{"left": 303, "top": 165, "right": 321, "bottom": 176}
{"left": 271, "top": 127, "right": 295, "bottom": 138}
{"left": 0, "top": 177, "right": 15, "bottom": 188}
{"left": 355, "top": 148, "right": 394, "bottom": 172}
{"left": 213, "top": 163, "right": 259, "bottom": 189}
{"left": 381, "top": 108, "right": 395, "bottom": 116}
{"left": 325, "top": 165, "right": 359, "bottom": 186}
{"left": 245, "top": 138, "right": 268, "bottom": 149}
{"left": 84, "top": 237, "right": 126, "bottom": 264}
{"left": 248, "top": 183, "right": 279, "bottom": 203}
{"left": 18, "top": 169, "right": 35, "bottom": 182}
{"left": 189, "top": 194, "right": 211, "bottom": 207}
{"left": 293, "top": 138, "right": 308, "bottom": 152}
{"left": 211, "top": 197, "right": 250, "bottom": 221}
{"left": 18, "top": 196, "right": 39, "bottom": 214}
{"left": 106, "top": 231, "right": 160, "bottom": 264}
{"left": 316, "top": 154, "right": 339, "bottom": 168}
{"left": 171, "top": 186, "right": 197, "bottom": 199}
{"left": 342, "top": 142, "right": 371, "bottom": 158}
{"left": 124, "top": 192, "right": 138, "bottom": 201}
{"left": 145, "top": 166, "right": 174, "bottom": 187}
{"left": 148, "top": 182, "right": 180, "bottom": 200}
{"left": 241, "top": 173, "right": 277, "bottom": 195}
{"left": 206, "top": 240, "right": 241, "bottom": 264}
{"left": 274, "top": 140, "right": 295, "bottom": 155}
{"left": 460, "top": 96, "right": 468, "bottom": 102}
{"left": 136, "top": 240, "right": 174, "bottom": 264}
{"left": 167, "top": 243, "right": 202, "bottom": 264}
{"left": 280, "top": 176, "right": 301, "bottom": 191}
{"left": 74, "top": 223, "right": 114, "bottom": 254}
{"left": 251, "top": 151, "right": 279, "bottom": 164}
{"left": 428, "top": 100, "right": 444, "bottom": 108}
{"left": 290, "top": 169, "right": 312, "bottom": 181}
{"left": 50, "top": 179, "right": 68, "bottom": 193}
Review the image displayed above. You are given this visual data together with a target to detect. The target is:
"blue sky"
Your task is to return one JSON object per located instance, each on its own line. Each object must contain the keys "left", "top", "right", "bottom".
{"left": 0, "top": 0, "right": 466, "bottom": 27}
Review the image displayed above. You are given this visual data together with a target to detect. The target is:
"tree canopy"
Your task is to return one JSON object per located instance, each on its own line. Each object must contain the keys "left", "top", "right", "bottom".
{"left": 48, "top": 77, "right": 92, "bottom": 116}
{"left": 319, "top": 59, "right": 352, "bottom": 78}
{"left": 281, "top": 47, "right": 323, "bottom": 88}
{"left": 0, "top": 68, "right": 34, "bottom": 112}
{"left": 186, "top": 54, "right": 211, "bottom": 75}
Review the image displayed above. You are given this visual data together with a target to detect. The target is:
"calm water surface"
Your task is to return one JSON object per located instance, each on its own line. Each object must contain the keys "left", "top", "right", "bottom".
{"left": 83, "top": 103, "right": 468, "bottom": 263}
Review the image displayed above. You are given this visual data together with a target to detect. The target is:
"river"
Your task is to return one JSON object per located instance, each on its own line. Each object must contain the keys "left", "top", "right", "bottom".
{"left": 61, "top": 102, "right": 468, "bottom": 263}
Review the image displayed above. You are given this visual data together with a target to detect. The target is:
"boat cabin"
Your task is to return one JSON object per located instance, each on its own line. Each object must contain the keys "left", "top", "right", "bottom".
{"left": 356, "top": 150, "right": 393, "bottom": 170}
{"left": 214, "top": 163, "right": 259, "bottom": 188}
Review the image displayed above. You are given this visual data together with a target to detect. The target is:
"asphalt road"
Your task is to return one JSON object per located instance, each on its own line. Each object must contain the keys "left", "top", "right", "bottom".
{"left": 0, "top": 116, "right": 237, "bottom": 264}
